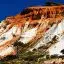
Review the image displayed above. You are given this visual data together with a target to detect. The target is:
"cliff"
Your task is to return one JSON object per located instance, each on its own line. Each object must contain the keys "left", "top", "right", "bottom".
{"left": 0, "top": 5, "right": 64, "bottom": 64}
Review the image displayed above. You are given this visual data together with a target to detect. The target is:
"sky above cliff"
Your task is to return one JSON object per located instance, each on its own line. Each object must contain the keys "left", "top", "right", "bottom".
{"left": 0, "top": 0, "right": 64, "bottom": 20}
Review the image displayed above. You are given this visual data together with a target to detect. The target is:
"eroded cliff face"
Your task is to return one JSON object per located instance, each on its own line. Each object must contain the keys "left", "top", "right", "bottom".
{"left": 0, "top": 5, "right": 64, "bottom": 60}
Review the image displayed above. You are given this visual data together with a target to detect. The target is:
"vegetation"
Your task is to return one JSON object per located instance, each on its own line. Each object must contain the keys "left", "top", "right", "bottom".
{"left": 45, "top": 2, "right": 61, "bottom": 6}
{"left": 0, "top": 41, "right": 49, "bottom": 64}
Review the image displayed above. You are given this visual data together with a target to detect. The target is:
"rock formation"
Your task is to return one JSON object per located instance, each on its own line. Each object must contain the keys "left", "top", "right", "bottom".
{"left": 0, "top": 5, "right": 64, "bottom": 59}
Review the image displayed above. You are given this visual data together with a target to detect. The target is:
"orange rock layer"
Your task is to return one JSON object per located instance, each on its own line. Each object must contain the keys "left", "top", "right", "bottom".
{"left": 5, "top": 5, "right": 64, "bottom": 27}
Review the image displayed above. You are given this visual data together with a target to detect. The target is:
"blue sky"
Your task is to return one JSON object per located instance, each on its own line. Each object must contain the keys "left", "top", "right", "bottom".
{"left": 0, "top": 0, "right": 64, "bottom": 21}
